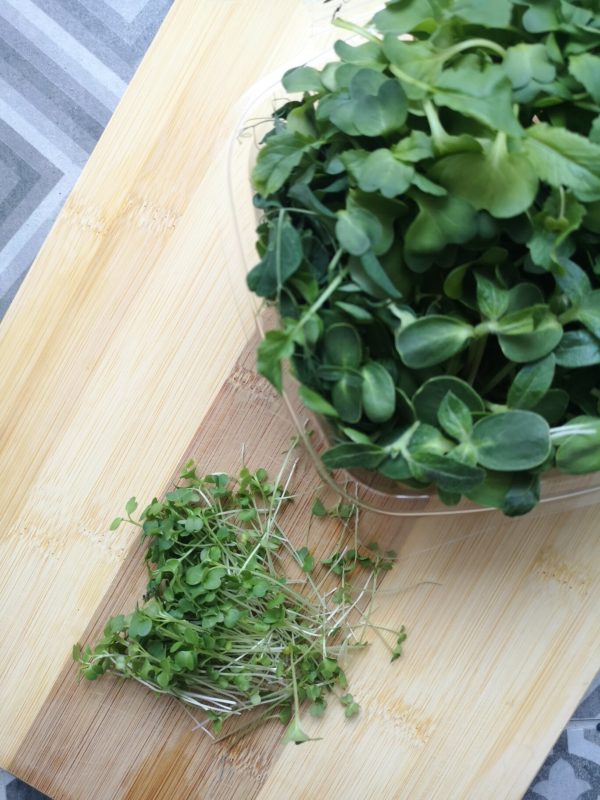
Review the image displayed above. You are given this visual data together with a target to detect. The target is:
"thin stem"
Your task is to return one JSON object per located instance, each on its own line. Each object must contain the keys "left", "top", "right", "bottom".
{"left": 442, "top": 38, "right": 507, "bottom": 61}
{"left": 466, "top": 335, "right": 488, "bottom": 386}
{"left": 480, "top": 361, "right": 515, "bottom": 396}
{"left": 333, "top": 17, "right": 380, "bottom": 44}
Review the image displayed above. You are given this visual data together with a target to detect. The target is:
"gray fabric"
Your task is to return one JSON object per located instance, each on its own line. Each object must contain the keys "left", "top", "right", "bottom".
{"left": 0, "top": 2, "right": 597, "bottom": 799}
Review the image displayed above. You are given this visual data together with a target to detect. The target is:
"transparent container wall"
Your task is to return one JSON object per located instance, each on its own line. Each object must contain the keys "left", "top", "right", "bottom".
{"left": 225, "top": 25, "right": 600, "bottom": 518}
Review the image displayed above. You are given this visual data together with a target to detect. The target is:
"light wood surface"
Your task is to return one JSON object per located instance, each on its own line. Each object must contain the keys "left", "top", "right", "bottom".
{"left": 1, "top": 2, "right": 599, "bottom": 798}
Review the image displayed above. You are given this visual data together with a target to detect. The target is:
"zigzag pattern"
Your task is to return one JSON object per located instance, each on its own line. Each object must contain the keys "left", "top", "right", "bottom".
{"left": 0, "top": 0, "right": 173, "bottom": 317}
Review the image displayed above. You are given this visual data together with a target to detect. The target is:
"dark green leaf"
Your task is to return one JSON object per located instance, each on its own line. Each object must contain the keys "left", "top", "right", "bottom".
{"left": 472, "top": 411, "right": 551, "bottom": 471}
{"left": 322, "top": 443, "right": 386, "bottom": 470}
{"left": 507, "top": 354, "right": 555, "bottom": 410}
{"left": 252, "top": 133, "right": 316, "bottom": 196}
{"left": 247, "top": 214, "right": 303, "bottom": 297}
{"left": 395, "top": 316, "right": 474, "bottom": 368}
{"left": 361, "top": 362, "right": 396, "bottom": 423}
{"left": 555, "top": 416, "right": 600, "bottom": 474}
{"left": 409, "top": 452, "right": 484, "bottom": 493}
{"left": 413, "top": 376, "right": 484, "bottom": 424}
{"left": 256, "top": 329, "right": 294, "bottom": 392}
{"left": 555, "top": 329, "right": 600, "bottom": 367}
{"left": 332, "top": 374, "right": 363, "bottom": 423}
{"left": 405, "top": 192, "right": 479, "bottom": 256}
{"left": 324, "top": 324, "right": 362, "bottom": 367}
{"left": 437, "top": 391, "right": 473, "bottom": 440}
{"left": 298, "top": 386, "right": 339, "bottom": 417}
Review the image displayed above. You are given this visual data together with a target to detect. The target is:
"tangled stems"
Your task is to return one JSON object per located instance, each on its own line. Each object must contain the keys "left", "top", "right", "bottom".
{"left": 74, "top": 457, "right": 403, "bottom": 743}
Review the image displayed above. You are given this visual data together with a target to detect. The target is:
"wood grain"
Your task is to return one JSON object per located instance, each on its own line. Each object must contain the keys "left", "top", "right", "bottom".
{"left": 1, "top": 2, "right": 599, "bottom": 798}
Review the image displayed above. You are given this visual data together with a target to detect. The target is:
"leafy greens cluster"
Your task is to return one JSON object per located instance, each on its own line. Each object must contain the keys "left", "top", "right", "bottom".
{"left": 74, "top": 461, "right": 403, "bottom": 743}
{"left": 248, "top": 0, "right": 600, "bottom": 516}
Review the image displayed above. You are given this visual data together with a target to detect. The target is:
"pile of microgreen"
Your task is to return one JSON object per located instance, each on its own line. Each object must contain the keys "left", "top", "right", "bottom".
{"left": 247, "top": 0, "right": 600, "bottom": 515}
{"left": 74, "top": 459, "right": 404, "bottom": 743}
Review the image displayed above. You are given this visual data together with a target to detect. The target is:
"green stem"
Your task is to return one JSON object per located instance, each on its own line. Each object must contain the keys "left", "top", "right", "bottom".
{"left": 333, "top": 17, "right": 380, "bottom": 44}
{"left": 423, "top": 100, "right": 446, "bottom": 149}
{"left": 480, "top": 361, "right": 515, "bottom": 396}
{"left": 442, "top": 38, "right": 507, "bottom": 61}
{"left": 389, "top": 65, "right": 433, "bottom": 93}
{"left": 466, "top": 335, "right": 488, "bottom": 386}
{"left": 292, "top": 252, "right": 346, "bottom": 336}
{"left": 559, "top": 306, "right": 579, "bottom": 325}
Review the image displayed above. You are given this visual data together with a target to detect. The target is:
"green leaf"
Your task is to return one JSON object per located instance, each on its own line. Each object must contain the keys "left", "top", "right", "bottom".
{"left": 317, "top": 69, "right": 407, "bottom": 138}
{"left": 349, "top": 148, "right": 415, "bottom": 199}
{"left": 522, "top": 4, "right": 559, "bottom": 32}
{"left": 312, "top": 498, "right": 327, "bottom": 517}
{"left": 507, "top": 354, "right": 555, "bottom": 410}
{"left": 336, "top": 208, "right": 379, "bottom": 256}
{"left": 395, "top": 316, "right": 474, "bottom": 368}
{"left": 495, "top": 306, "right": 563, "bottom": 363}
{"left": 361, "top": 362, "right": 396, "bottom": 423}
{"left": 501, "top": 472, "right": 541, "bottom": 517}
{"left": 472, "top": 411, "right": 551, "bottom": 471}
{"left": 109, "top": 517, "right": 123, "bottom": 531}
{"left": 434, "top": 61, "right": 523, "bottom": 137}
{"left": 576, "top": 290, "right": 600, "bottom": 338}
{"left": 413, "top": 376, "right": 484, "bottom": 425}
{"left": 359, "top": 252, "right": 403, "bottom": 299}
{"left": 128, "top": 612, "right": 152, "bottom": 639}
{"left": 532, "top": 388, "right": 569, "bottom": 425}
{"left": 555, "top": 329, "right": 600, "bottom": 368}
{"left": 282, "top": 66, "right": 323, "bottom": 93}
{"left": 405, "top": 192, "right": 479, "bottom": 257}
{"left": 409, "top": 452, "right": 484, "bottom": 493}
{"left": 528, "top": 190, "right": 586, "bottom": 269}
{"left": 332, "top": 374, "right": 363, "bottom": 423}
{"left": 372, "top": 0, "right": 435, "bottom": 35}
{"left": 524, "top": 124, "right": 600, "bottom": 202}
{"left": 185, "top": 564, "right": 205, "bottom": 586}
{"left": 392, "top": 131, "right": 434, "bottom": 163}
{"left": 247, "top": 213, "right": 303, "bottom": 297}
{"left": 204, "top": 568, "right": 226, "bottom": 591}
{"left": 430, "top": 137, "right": 538, "bottom": 218}
{"left": 256, "top": 329, "right": 294, "bottom": 393}
{"left": 445, "top": 0, "right": 514, "bottom": 26}
{"left": 555, "top": 417, "right": 600, "bottom": 474}
{"left": 298, "top": 386, "right": 338, "bottom": 417}
{"left": 334, "top": 40, "right": 386, "bottom": 67}
{"left": 475, "top": 273, "right": 509, "bottom": 320}
{"left": 252, "top": 133, "right": 316, "bottom": 196}
{"left": 569, "top": 53, "right": 600, "bottom": 104}
{"left": 437, "top": 391, "right": 473, "bottom": 440}
{"left": 125, "top": 497, "right": 138, "bottom": 515}
{"left": 504, "top": 44, "right": 556, "bottom": 103}
{"left": 174, "top": 650, "right": 195, "bottom": 671}
{"left": 324, "top": 323, "right": 362, "bottom": 368}
{"left": 322, "top": 443, "right": 386, "bottom": 470}
{"left": 295, "top": 546, "right": 315, "bottom": 573}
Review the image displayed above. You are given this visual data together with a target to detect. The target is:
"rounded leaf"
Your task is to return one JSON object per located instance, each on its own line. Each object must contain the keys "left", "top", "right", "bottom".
{"left": 324, "top": 324, "right": 362, "bottom": 368}
{"left": 556, "top": 417, "right": 600, "bottom": 475}
{"left": 361, "top": 362, "right": 396, "bottom": 423}
{"left": 472, "top": 411, "right": 551, "bottom": 471}
{"left": 396, "top": 316, "right": 474, "bottom": 368}
{"left": 413, "top": 376, "right": 485, "bottom": 425}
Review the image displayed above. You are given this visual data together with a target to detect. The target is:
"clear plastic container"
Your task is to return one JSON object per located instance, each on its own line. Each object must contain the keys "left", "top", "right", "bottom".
{"left": 225, "top": 38, "right": 600, "bottom": 518}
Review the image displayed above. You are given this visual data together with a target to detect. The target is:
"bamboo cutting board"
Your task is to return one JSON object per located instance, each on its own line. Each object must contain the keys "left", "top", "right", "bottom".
{"left": 0, "top": 2, "right": 599, "bottom": 798}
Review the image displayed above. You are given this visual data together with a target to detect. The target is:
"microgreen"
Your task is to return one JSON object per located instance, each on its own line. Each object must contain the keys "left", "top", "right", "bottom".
{"left": 248, "top": 0, "right": 600, "bottom": 515}
{"left": 74, "top": 460, "right": 405, "bottom": 742}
